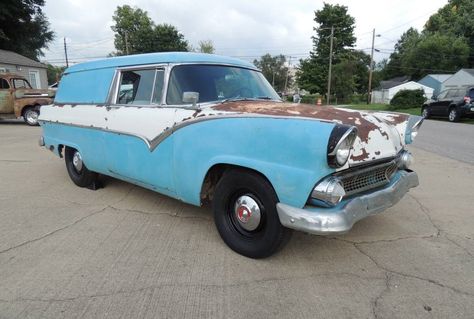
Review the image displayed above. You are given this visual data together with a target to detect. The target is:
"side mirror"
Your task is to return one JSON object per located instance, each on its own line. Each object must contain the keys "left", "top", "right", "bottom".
{"left": 431, "top": 95, "right": 437, "bottom": 101}
{"left": 182, "top": 91, "right": 199, "bottom": 108}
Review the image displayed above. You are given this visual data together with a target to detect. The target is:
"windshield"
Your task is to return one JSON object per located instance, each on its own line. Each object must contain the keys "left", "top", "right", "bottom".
{"left": 167, "top": 64, "right": 280, "bottom": 105}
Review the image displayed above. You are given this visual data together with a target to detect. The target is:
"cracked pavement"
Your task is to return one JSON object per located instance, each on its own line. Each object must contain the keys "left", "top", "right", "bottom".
{"left": 0, "top": 122, "right": 473, "bottom": 318}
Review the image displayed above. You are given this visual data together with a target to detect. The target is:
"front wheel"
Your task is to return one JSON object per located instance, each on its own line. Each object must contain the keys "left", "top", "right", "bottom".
{"left": 421, "top": 106, "right": 431, "bottom": 119}
{"left": 212, "top": 169, "right": 292, "bottom": 258}
{"left": 23, "top": 107, "right": 39, "bottom": 126}
{"left": 65, "top": 147, "right": 97, "bottom": 188}
{"left": 448, "top": 107, "right": 460, "bottom": 122}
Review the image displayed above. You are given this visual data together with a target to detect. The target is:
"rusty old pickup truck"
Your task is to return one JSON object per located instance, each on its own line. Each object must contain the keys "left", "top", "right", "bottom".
{"left": 0, "top": 73, "right": 54, "bottom": 125}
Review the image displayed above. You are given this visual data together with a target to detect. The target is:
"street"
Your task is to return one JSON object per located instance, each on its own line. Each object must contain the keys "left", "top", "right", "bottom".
{"left": 0, "top": 121, "right": 473, "bottom": 319}
{"left": 414, "top": 119, "right": 474, "bottom": 165}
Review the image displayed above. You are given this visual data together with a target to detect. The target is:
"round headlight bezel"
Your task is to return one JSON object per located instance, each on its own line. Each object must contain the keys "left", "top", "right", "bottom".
{"left": 327, "top": 125, "right": 358, "bottom": 168}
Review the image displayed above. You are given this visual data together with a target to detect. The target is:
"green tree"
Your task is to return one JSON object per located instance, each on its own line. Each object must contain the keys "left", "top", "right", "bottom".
{"left": 383, "top": 28, "right": 421, "bottom": 79}
{"left": 197, "top": 40, "right": 215, "bottom": 54}
{"left": 0, "top": 0, "right": 54, "bottom": 60}
{"left": 46, "top": 64, "right": 66, "bottom": 85}
{"left": 425, "top": 0, "right": 474, "bottom": 66}
{"left": 297, "top": 3, "right": 357, "bottom": 94}
{"left": 331, "top": 50, "right": 371, "bottom": 101}
{"left": 253, "top": 54, "right": 291, "bottom": 93}
{"left": 153, "top": 24, "right": 188, "bottom": 52}
{"left": 111, "top": 5, "right": 188, "bottom": 55}
{"left": 384, "top": 28, "right": 469, "bottom": 79}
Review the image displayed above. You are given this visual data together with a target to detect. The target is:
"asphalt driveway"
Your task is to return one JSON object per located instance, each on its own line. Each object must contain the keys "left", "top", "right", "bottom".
{"left": 0, "top": 122, "right": 473, "bottom": 318}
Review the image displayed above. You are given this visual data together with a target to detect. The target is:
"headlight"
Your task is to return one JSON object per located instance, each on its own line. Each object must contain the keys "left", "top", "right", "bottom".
{"left": 311, "top": 176, "right": 345, "bottom": 206}
{"left": 405, "top": 116, "right": 424, "bottom": 144}
{"left": 398, "top": 150, "right": 414, "bottom": 170}
{"left": 327, "top": 125, "right": 358, "bottom": 168}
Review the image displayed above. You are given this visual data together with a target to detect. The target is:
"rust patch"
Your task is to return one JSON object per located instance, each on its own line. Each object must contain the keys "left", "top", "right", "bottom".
{"left": 350, "top": 148, "right": 370, "bottom": 161}
{"left": 213, "top": 101, "right": 389, "bottom": 143}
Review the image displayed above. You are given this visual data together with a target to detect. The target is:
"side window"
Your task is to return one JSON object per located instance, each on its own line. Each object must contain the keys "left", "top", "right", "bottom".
{"left": 0, "top": 78, "right": 9, "bottom": 89}
{"left": 450, "top": 89, "right": 463, "bottom": 98}
{"left": 12, "top": 79, "right": 31, "bottom": 89}
{"left": 117, "top": 69, "right": 164, "bottom": 105}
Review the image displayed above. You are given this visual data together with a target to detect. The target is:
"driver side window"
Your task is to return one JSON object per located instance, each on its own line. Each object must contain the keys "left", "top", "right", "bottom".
{"left": 116, "top": 69, "right": 164, "bottom": 105}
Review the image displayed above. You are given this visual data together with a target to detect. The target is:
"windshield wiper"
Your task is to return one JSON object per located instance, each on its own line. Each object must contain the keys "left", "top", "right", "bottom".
{"left": 220, "top": 97, "right": 253, "bottom": 103}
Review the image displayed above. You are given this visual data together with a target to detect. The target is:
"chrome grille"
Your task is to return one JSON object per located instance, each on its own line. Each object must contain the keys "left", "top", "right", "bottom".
{"left": 337, "top": 160, "right": 398, "bottom": 197}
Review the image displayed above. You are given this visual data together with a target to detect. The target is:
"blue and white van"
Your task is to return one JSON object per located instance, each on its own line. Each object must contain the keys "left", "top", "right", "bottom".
{"left": 39, "top": 52, "right": 423, "bottom": 258}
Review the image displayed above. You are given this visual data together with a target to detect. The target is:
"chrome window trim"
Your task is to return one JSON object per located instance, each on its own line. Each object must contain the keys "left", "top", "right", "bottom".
{"left": 109, "top": 64, "right": 168, "bottom": 108}
{"left": 107, "top": 62, "right": 273, "bottom": 110}
{"left": 164, "top": 62, "right": 275, "bottom": 108}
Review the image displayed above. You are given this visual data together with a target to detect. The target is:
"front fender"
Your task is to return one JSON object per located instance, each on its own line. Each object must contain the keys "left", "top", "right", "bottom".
{"left": 171, "top": 117, "right": 336, "bottom": 208}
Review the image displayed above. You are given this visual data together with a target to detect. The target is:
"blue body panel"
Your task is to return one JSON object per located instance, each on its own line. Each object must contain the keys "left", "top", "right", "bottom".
{"left": 54, "top": 68, "right": 116, "bottom": 104}
{"left": 65, "top": 52, "right": 257, "bottom": 73}
{"left": 41, "top": 117, "right": 336, "bottom": 209}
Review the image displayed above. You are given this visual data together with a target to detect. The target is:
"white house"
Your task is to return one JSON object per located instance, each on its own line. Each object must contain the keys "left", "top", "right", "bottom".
{"left": 372, "top": 80, "right": 434, "bottom": 104}
{"left": 441, "top": 69, "right": 474, "bottom": 91}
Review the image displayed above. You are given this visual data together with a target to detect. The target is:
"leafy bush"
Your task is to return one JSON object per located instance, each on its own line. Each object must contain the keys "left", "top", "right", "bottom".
{"left": 389, "top": 89, "right": 426, "bottom": 110}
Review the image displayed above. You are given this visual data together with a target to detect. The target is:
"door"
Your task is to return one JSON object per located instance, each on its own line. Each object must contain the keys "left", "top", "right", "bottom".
{"left": 430, "top": 89, "right": 450, "bottom": 115}
{"left": 0, "top": 78, "right": 14, "bottom": 114}
{"left": 29, "top": 70, "right": 40, "bottom": 89}
{"left": 105, "top": 67, "right": 177, "bottom": 193}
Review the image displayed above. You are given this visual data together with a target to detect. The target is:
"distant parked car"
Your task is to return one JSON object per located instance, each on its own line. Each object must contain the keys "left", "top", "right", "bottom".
{"left": 0, "top": 73, "right": 55, "bottom": 125}
{"left": 38, "top": 52, "right": 423, "bottom": 258}
{"left": 422, "top": 87, "right": 474, "bottom": 122}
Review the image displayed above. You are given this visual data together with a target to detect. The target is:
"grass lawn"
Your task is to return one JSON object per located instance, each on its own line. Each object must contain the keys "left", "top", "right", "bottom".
{"left": 343, "top": 103, "right": 474, "bottom": 124}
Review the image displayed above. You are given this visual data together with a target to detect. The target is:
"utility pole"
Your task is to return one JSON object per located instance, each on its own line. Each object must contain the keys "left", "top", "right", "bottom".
{"left": 63, "top": 37, "right": 69, "bottom": 67}
{"left": 284, "top": 56, "right": 292, "bottom": 94}
{"left": 367, "top": 28, "right": 376, "bottom": 104}
{"left": 125, "top": 32, "right": 130, "bottom": 55}
{"left": 326, "top": 26, "right": 334, "bottom": 105}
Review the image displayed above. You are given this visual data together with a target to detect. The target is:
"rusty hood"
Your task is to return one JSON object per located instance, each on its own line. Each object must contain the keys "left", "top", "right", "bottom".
{"left": 211, "top": 101, "right": 411, "bottom": 165}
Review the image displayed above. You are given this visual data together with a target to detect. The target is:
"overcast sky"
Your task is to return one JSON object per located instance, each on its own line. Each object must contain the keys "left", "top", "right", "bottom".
{"left": 42, "top": 0, "right": 448, "bottom": 66}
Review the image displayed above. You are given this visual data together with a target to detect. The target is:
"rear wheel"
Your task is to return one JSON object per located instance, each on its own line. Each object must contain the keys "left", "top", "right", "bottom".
{"left": 23, "top": 107, "right": 39, "bottom": 126}
{"left": 212, "top": 169, "right": 292, "bottom": 258}
{"left": 65, "top": 147, "right": 97, "bottom": 188}
{"left": 448, "top": 107, "right": 460, "bottom": 122}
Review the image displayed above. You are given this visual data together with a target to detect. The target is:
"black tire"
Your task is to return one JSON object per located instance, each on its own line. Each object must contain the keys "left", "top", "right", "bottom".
{"left": 23, "top": 107, "right": 39, "bottom": 126}
{"left": 65, "top": 147, "right": 97, "bottom": 188}
{"left": 448, "top": 107, "right": 460, "bottom": 122}
{"left": 212, "top": 169, "right": 292, "bottom": 258}
{"left": 421, "top": 106, "right": 431, "bottom": 119}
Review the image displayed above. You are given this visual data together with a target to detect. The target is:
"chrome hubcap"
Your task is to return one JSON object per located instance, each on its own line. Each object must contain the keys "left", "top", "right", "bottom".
{"left": 26, "top": 110, "right": 38, "bottom": 123}
{"left": 234, "top": 195, "right": 261, "bottom": 231}
{"left": 449, "top": 110, "right": 456, "bottom": 121}
{"left": 72, "top": 151, "right": 83, "bottom": 172}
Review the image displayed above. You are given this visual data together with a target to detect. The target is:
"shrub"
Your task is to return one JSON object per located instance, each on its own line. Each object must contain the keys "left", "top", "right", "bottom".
{"left": 389, "top": 89, "right": 426, "bottom": 110}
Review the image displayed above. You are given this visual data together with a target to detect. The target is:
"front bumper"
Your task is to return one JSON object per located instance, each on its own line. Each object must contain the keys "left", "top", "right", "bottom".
{"left": 276, "top": 170, "right": 419, "bottom": 235}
